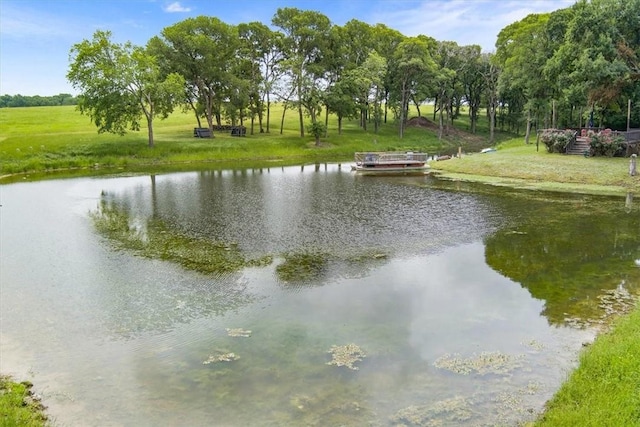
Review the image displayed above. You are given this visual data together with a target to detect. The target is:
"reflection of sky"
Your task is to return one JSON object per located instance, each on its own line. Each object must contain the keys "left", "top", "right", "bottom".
{"left": 95, "top": 165, "right": 502, "bottom": 260}
{"left": 399, "top": 242, "right": 549, "bottom": 358}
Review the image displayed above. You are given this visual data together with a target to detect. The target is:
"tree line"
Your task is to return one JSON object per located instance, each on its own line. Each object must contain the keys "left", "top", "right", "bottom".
{"left": 0, "top": 93, "right": 78, "bottom": 108}
{"left": 66, "top": 0, "right": 639, "bottom": 148}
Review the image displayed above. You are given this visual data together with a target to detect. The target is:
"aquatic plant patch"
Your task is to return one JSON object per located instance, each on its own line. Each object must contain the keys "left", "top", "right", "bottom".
{"left": 275, "top": 251, "right": 329, "bottom": 284}
{"left": 226, "top": 328, "right": 252, "bottom": 337}
{"left": 203, "top": 352, "right": 240, "bottom": 364}
{"left": 326, "top": 344, "right": 366, "bottom": 370}
{"left": 433, "top": 351, "right": 525, "bottom": 376}
{"left": 390, "top": 396, "right": 474, "bottom": 426}
{"left": 91, "top": 199, "right": 272, "bottom": 275}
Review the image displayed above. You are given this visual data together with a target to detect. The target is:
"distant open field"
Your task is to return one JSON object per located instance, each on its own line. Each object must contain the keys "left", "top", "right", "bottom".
{"left": 0, "top": 104, "right": 492, "bottom": 179}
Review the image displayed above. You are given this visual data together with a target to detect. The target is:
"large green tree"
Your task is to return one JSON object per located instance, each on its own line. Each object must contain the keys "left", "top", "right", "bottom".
{"left": 237, "top": 22, "right": 284, "bottom": 134}
{"left": 67, "top": 30, "right": 185, "bottom": 148}
{"left": 459, "top": 45, "right": 485, "bottom": 134}
{"left": 151, "top": 17, "right": 238, "bottom": 134}
{"left": 546, "top": 0, "right": 640, "bottom": 128}
{"left": 272, "top": 8, "right": 332, "bottom": 142}
{"left": 392, "top": 37, "right": 436, "bottom": 138}
{"left": 496, "top": 13, "right": 553, "bottom": 142}
{"left": 371, "top": 24, "right": 406, "bottom": 124}
{"left": 482, "top": 53, "right": 501, "bottom": 143}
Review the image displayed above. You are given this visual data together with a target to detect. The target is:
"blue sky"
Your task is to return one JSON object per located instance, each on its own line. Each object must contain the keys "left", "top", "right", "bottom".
{"left": 0, "top": 0, "right": 575, "bottom": 96}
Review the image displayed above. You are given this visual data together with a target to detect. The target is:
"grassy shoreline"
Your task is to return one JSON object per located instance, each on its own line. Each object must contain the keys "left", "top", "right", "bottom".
{"left": 0, "top": 376, "right": 48, "bottom": 426}
{"left": 2, "top": 105, "right": 639, "bottom": 425}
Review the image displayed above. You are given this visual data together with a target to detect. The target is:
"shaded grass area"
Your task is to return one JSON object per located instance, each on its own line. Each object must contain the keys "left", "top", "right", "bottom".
{"left": 0, "top": 375, "right": 48, "bottom": 427}
{"left": 534, "top": 308, "right": 640, "bottom": 426}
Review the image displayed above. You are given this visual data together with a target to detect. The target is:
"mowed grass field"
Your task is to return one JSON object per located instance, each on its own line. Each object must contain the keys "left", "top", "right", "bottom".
{"left": 0, "top": 104, "right": 469, "bottom": 178}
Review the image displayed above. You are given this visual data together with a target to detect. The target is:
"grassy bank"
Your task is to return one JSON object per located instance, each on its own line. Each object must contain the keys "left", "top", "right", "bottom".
{"left": 0, "top": 376, "right": 48, "bottom": 426}
{"left": 432, "top": 141, "right": 640, "bottom": 195}
{"left": 0, "top": 104, "right": 489, "bottom": 180}
{"left": 1, "top": 105, "right": 638, "bottom": 194}
{"left": 533, "top": 309, "right": 640, "bottom": 426}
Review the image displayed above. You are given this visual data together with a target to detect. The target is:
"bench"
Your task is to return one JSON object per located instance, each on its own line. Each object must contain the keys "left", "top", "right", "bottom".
{"left": 193, "top": 127, "right": 213, "bottom": 138}
{"left": 230, "top": 126, "right": 246, "bottom": 137}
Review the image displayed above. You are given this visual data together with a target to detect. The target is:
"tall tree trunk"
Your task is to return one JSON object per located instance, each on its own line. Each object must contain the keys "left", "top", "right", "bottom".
{"left": 489, "top": 99, "right": 496, "bottom": 143}
{"left": 257, "top": 100, "right": 264, "bottom": 134}
{"left": 399, "top": 81, "right": 406, "bottom": 138}
{"left": 433, "top": 95, "right": 438, "bottom": 121}
{"left": 146, "top": 116, "right": 154, "bottom": 148}
{"left": 470, "top": 102, "right": 479, "bottom": 134}
{"left": 525, "top": 109, "right": 532, "bottom": 144}
{"left": 205, "top": 95, "right": 214, "bottom": 134}
{"left": 280, "top": 103, "right": 288, "bottom": 135}
{"left": 412, "top": 95, "right": 421, "bottom": 117}
{"left": 298, "top": 104, "right": 304, "bottom": 137}
{"left": 438, "top": 97, "right": 444, "bottom": 140}
{"left": 384, "top": 90, "right": 389, "bottom": 123}
{"left": 361, "top": 108, "right": 367, "bottom": 131}
{"left": 297, "top": 75, "right": 304, "bottom": 137}
{"left": 324, "top": 107, "right": 329, "bottom": 138}
{"left": 266, "top": 97, "right": 271, "bottom": 133}
{"left": 188, "top": 99, "right": 202, "bottom": 128}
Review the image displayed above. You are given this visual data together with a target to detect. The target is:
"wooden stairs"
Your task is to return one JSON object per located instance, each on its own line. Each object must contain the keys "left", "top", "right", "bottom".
{"left": 566, "top": 136, "right": 590, "bottom": 155}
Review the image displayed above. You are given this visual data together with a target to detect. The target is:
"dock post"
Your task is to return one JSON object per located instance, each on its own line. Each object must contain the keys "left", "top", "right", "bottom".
{"left": 630, "top": 154, "right": 637, "bottom": 177}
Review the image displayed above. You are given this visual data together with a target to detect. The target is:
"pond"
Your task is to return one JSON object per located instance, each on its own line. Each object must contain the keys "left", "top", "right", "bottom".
{"left": 1, "top": 164, "right": 639, "bottom": 426}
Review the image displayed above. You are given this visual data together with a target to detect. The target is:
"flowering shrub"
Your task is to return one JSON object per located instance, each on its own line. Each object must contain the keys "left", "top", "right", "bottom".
{"left": 589, "top": 131, "right": 626, "bottom": 157}
{"left": 540, "top": 129, "right": 576, "bottom": 153}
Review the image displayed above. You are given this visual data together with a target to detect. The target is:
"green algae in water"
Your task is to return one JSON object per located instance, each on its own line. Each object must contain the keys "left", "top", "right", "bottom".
{"left": 203, "top": 352, "right": 240, "bottom": 364}
{"left": 326, "top": 344, "right": 366, "bottom": 370}
{"left": 433, "top": 351, "right": 525, "bottom": 376}
{"left": 390, "top": 396, "right": 475, "bottom": 426}
{"left": 90, "top": 199, "right": 272, "bottom": 275}
{"left": 275, "top": 251, "right": 328, "bottom": 284}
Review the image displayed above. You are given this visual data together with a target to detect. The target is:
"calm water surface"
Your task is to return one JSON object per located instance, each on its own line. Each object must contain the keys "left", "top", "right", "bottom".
{"left": 1, "top": 164, "right": 639, "bottom": 426}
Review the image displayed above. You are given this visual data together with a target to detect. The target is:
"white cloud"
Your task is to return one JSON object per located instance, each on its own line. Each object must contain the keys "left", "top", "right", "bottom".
{"left": 368, "top": 0, "right": 576, "bottom": 52}
{"left": 163, "top": 2, "right": 191, "bottom": 13}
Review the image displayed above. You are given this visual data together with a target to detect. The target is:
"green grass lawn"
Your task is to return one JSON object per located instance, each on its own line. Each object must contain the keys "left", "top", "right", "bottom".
{"left": 432, "top": 139, "right": 640, "bottom": 195}
{"left": 2, "top": 104, "right": 637, "bottom": 194}
{"left": 0, "top": 376, "right": 48, "bottom": 426}
{"left": 0, "top": 104, "right": 476, "bottom": 178}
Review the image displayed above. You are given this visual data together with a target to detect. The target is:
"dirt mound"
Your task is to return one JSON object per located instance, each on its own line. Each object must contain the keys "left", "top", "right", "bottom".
{"left": 405, "top": 115, "right": 489, "bottom": 155}
{"left": 406, "top": 116, "right": 437, "bottom": 129}
{"left": 407, "top": 116, "right": 485, "bottom": 144}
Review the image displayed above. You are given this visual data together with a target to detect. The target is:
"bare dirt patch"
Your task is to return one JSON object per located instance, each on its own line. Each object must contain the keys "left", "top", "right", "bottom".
{"left": 406, "top": 116, "right": 488, "bottom": 153}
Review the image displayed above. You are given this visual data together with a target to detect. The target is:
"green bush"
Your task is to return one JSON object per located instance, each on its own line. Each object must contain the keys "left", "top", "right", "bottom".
{"left": 306, "top": 121, "right": 327, "bottom": 141}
